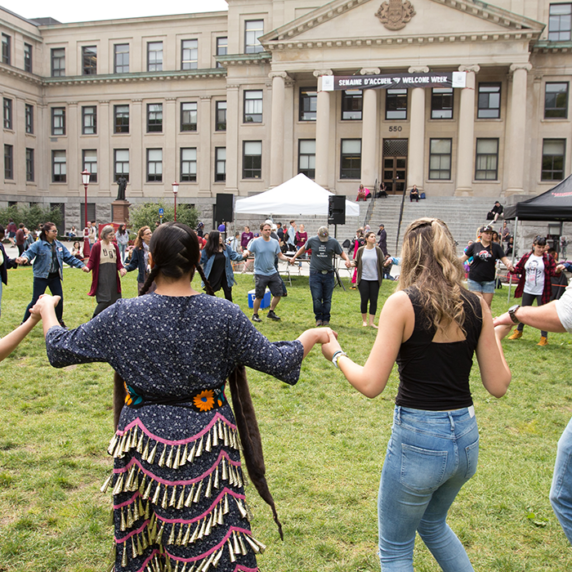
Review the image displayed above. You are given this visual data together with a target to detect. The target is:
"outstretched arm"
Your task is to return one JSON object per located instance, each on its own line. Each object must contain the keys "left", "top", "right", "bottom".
{"left": 494, "top": 302, "right": 566, "bottom": 333}
{"left": 0, "top": 313, "right": 45, "bottom": 361}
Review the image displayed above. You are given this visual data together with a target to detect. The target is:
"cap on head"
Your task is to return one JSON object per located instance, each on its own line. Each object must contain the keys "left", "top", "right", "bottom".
{"left": 481, "top": 225, "right": 494, "bottom": 233}
{"left": 318, "top": 226, "right": 329, "bottom": 242}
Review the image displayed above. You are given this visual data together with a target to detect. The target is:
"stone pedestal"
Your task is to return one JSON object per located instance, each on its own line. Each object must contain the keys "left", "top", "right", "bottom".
{"left": 112, "top": 200, "right": 131, "bottom": 224}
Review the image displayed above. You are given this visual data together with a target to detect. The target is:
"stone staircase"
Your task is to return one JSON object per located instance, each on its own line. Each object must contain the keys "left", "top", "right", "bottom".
{"left": 368, "top": 196, "right": 500, "bottom": 256}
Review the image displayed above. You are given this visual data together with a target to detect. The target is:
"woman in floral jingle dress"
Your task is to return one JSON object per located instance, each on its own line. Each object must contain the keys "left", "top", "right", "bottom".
{"left": 34, "top": 222, "right": 329, "bottom": 572}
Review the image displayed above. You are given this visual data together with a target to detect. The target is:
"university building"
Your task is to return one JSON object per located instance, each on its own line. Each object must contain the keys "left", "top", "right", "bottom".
{"left": 0, "top": 0, "right": 569, "bottom": 228}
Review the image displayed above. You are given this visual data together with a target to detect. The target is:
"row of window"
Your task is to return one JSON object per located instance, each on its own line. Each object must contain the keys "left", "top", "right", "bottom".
{"left": 5, "top": 137, "right": 565, "bottom": 185}
{"left": 1, "top": 33, "right": 32, "bottom": 72}
{"left": 3, "top": 147, "right": 228, "bottom": 184}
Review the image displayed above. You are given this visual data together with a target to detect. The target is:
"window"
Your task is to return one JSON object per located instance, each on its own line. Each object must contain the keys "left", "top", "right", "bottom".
{"left": 24, "top": 43, "right": 32, "bottom": 73}
{"left": 244, "top": 90, "right": 263, "bottom": 123}
{"left": 342, "top": 90, "right": 363, "bottom": 120}
{"left": 245, "top": 20, "right": 264, "bottom": 54}
{"left": 216, "top": 37, "right": 227, "bottom": 67}
{"left": 478, "top": 83, "right": 501, "bottom": 119}
{"left": 429, "top": 139, "right": 452, "bottom": 179}
{"left": 475, "top": 138, "right": 499, "bottom": 180}
{"left": 51, "top": 48, "right": 65, "bottom": 77}
{"left": 148, "top": 42, "right": 163, "bottom": 72}
{"left": 181, "top": 40, "right": 198, "bottom": 70}
{"left": 114, "top": 44, "right": 129, "bottom": 73}
{"left": 114, "top": 149, "right": 129, "bottom": 182}
{"left": 82, "top": 106, "right": 97, "bottom": 135}
{"left": 82, "top": 46, "right": 97, "bottom": 75}
{"left": 549, "top": 4, "right": 572, "bottom": 41}
{"left": 298, "top": 140, "right": 316, "bottom": 179}
{"left": 216, "top": 101, "right": 227, "bottom": 131}
{"left": 181, "top": 102, "right": 197, "bottom": 132}
{"left": 25, "top": 104, "right": 33, "bottom": 134}
{"left": 147, "top": 103, "right": 162, "bottom": 132}
{"left": 340, "top": 139, "right": 362, "bottom": 179}
{"left": 215, "top": 147, "right": 226, "bottom": 182}
{"left": 52, "top": 150, "right": 67, "bottom": 183}
{"left": 83, "top": 150, "right": 98, "bottom": 183}
{"left": 114, "top": 105, "right": 129, "bottom": 133}
{"left": 299, "top": 88, "right": 317, "bottom": 121}
{"left": 545, "top": 82, "right": 569, "bottom": 118}
{"left": 180, "top": 148, "right": 197, "bottom": 182}
{"left": 26, "top": 148, "right": 34, "bottom": 182}
{"left": 4, "top": 145, "right": 12, "bottom": 179}
{"left": 1, "top": 34, "right": 10, "bottom": 65}
{"left": 3, "top": 98, "right": 12, "bottom": 129}
{"left": 542, "top": 139, "right": 566, "bottom": 180}
{"left": 243, "top": 141, "right": 262, "bottom": 178}
{"left": 52, "top": 108, "right": 65, "bottom": 136}
{"left": 431, "top": 88, "right": 453, "bottom": 119}
{"left": 147, "top": 149, "right": 163, "bottom": 182}
{"left": 386, "top": 89, "right": 408, "bottom": 120}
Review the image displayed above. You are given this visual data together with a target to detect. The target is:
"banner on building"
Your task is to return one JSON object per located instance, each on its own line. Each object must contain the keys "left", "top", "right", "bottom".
{"left": 321, "top": 72, "right": 466, "bottom": 91}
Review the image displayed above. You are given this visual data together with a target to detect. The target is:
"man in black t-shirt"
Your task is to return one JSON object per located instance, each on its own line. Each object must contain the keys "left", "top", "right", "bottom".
{"left": 460, "top": 225, "right": 515, "bottom": 308}
{"left": 488, "top": 201, "right": 504, "bottom": 222}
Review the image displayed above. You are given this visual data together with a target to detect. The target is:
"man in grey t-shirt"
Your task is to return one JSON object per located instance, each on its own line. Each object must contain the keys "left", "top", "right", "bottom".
{"left": 291, "top": 226, "right": 351, "bottom": 326}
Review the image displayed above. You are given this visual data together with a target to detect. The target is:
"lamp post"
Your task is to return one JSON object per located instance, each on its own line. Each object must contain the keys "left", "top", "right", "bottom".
{"left": 81, "top": 169, "right": 91, "bottom": 231}
{"left": 172, "top": 181, "right": 179, "bottom": 222}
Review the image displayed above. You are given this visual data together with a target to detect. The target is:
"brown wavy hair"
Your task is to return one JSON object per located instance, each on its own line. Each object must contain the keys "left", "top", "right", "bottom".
{"left": 398, "top": 218, "right": 477, "bottom": 335}
{"left": 133, "top": 226, "right": 150, "bottom": 250}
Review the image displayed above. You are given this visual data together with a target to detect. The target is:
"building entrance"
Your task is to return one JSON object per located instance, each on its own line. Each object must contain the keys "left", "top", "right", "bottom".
{"left": 382, "top": 139, "right": 408, "bottom": 194}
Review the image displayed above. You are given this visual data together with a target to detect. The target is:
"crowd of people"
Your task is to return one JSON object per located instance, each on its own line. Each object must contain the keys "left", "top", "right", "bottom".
{"left": 2, "top": 214, "right": 572, "bottom": 572}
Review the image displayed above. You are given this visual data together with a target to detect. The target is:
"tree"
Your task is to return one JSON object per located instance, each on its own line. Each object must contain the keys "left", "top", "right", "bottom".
{"left": 129, "top": 202, "right": 199, "bottom": 235}
{"left": 0, "top": 204, "right": 62, "bottom": 232}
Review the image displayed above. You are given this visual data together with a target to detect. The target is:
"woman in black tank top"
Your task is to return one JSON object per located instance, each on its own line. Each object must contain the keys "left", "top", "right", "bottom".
{"left": 321, "top": 218, "right": 512, "bottom": 571}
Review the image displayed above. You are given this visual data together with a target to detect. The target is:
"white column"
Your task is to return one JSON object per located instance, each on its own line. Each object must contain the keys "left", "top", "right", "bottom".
{"left": 225, "top": 84, "right": 240, "bottom": 194}
{"left": 455, "top": 65, "right": 480, "bottom": 196}
{"left": 67, "top": 102, "right": 79, "bottom": 194}
{"left": 407, "top": 66, "right": 429, "bottom": 191}
{"left": 505, "top": 63, "right": 532, "bottom": 195}
{"left": 199, "top": 95, "right": 212, "bottom": 196}
{"left": 98, "top": 101, "right": 110, "bottom": 196}
{"left": 314, "top": 69, "right": 333, "bottom": 189}
{"left": 269, "top": 71, "right": 288, "bottom": 187}
{"left": 360, "top": 67, "right": 380, "bottom": 189}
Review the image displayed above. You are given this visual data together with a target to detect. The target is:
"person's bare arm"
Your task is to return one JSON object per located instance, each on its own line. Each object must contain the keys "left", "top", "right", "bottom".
{"left": 297, "top": 327, "right": 335, "bottom": 358}
{"left": 0, "top": 314, "right": 44, "bottom": 361}
{"left": 459, "top": 254, "right": 469, "bottom": 263}
{"left": 500, "top": 256, "right": 515, "bottom": 272}
{"left": 291, "top": 245, "right": 306, "bottom": 263}
{"left": 475, "top": 298, "right": 512, "bottom": 397}
{"left": 494, "top": 302, "right": 566, "bottom": 333}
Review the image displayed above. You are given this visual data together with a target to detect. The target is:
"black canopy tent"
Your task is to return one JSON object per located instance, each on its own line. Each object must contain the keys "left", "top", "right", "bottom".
{"left": 502, "top": 175, "right": 572, "bottom": 300}
{"left": 504, "top": 175, "right": 572, "bottom": 221}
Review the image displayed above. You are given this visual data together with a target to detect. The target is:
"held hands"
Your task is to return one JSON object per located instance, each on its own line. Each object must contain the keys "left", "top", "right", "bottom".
{"left": 15, "top": 257, "right": 28, "bottom": 265}
{"left": 82, "top": 266, "right": 91, "bottom": 273}
{"left": 29, "top": 294, "right": 61, "bottom": 320}
{"left": 344, "top": 260, "right": 352, "bottom": 269}
{"left": 321, "top": 329, "right": 343, "bottom": 361}
{"left": 119, "top": 268, "right": 127, "bottom": 277}
{"left": 493, "top": 313, "right": 513, "bottom": 328}
{"left": 556, "top": 264, "right": 566, "bottom": 273}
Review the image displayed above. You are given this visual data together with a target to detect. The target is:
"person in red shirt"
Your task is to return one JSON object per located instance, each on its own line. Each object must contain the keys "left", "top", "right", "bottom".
{"left": 15, "top": 223, "right": 26, "bottom": 256}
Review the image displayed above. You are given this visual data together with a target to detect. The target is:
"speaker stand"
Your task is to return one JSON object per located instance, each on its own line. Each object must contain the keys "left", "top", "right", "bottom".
{"left": 333, "top": 224, "right": 346, "bottom": 291}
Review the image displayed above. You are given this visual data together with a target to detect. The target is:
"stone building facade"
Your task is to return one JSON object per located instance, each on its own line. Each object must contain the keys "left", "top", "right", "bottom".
{"left": 0, "top": 0, "right": 569, "bottom": 228}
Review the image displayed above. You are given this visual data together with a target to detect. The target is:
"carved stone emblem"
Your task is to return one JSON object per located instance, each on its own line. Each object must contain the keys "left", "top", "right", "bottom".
{"left": 375, "top": 0, "right": 416, "bottom": 30}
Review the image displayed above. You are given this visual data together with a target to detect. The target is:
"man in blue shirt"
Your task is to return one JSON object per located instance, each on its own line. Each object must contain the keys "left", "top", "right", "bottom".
{"left": 244, "top": 222, "right": 290, "bottom": 322}
{"left": 16, "top": 221, "right": 89, "bottom": 326}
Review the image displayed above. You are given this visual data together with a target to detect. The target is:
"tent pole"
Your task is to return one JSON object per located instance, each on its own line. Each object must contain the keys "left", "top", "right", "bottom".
{"left": 507, "top": 216, "right": 518, "bottom": 303}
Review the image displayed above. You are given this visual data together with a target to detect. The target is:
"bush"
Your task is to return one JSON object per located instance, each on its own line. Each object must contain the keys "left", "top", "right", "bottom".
{"left": 0, "top": 204, "right": 62, "bottom": 231}
{"left": 129, "top": 202, "right": 199, "bottom": 235}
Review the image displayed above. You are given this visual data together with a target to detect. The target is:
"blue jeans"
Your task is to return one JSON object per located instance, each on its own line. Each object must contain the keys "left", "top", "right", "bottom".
{"left": 23, "top": 274, "right": 64, "bottom": 324}
{"left": 309, "top": 271, "right": 335, "bottom": 322}
{"left": 378, "top": 406, "right": 479, "bottom": 571}
{"left": 550, "top": 416, "right": 572, "bottom": 543}
{"left": 118, "top": 242, "right": 127, "bottom": 263}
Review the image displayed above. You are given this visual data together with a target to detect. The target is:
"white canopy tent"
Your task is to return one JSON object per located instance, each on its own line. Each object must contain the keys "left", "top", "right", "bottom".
{"left": 234, "top": 174, "right": 360, "bottom": 218}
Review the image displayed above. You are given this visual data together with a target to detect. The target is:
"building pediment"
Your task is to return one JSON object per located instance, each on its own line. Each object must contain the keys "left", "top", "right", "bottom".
{"left": 259, "top": 0, "right": 544, "bottom": 49}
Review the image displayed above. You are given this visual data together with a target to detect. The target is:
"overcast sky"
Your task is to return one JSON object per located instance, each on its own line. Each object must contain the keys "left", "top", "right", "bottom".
{"left": 1, "top": 1, "right": 229, "bottom": 23}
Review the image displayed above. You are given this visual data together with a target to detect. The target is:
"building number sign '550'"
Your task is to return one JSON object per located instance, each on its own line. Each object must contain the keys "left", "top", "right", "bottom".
{"left": 388, "top": 126, "right": 403, "bottom": 132}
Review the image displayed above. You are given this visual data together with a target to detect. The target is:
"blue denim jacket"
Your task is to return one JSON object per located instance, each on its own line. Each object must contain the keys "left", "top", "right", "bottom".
{"left": 22, "top": 239, "right": 85, "bottom": 279}
{"left": 200, "top": 245, "right": 244, "bottom": 288}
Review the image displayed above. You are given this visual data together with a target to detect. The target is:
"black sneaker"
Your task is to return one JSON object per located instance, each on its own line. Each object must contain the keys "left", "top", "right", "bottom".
{"left": 252, "top": 314, "right": 262, "bottom": 323}
{"left": 321, "top": 321, "right": 329, "bottom": 327}
{"left": 267, "top": 310, "right": 281, "bottom": 321}
{"left": 316, "top": 320, "right": 323, "bottom": 327}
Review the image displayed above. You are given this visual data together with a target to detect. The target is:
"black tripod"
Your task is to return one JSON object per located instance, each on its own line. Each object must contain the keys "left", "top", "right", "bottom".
{"left": 333, "top": 224, "right": 346, "bottom": 291}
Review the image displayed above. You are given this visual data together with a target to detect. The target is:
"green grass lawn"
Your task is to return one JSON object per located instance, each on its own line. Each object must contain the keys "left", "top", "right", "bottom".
{"left": 1, "top": 267, "right": 572, "bottom": 571}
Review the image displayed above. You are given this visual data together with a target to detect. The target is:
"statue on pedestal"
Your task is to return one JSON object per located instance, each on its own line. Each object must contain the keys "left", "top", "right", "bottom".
{"left": 116, "top": 177, "right": 127, "bottom": 201}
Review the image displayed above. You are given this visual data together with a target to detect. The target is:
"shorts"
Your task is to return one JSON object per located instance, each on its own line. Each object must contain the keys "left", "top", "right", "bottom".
{"left": 254, "top": 272, "right": 283, "bottom": 299}
{"left": 467, "top": 279, "right": 496, "bottom": 294}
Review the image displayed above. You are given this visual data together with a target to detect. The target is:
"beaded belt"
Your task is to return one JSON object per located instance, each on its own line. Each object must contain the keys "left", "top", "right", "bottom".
{"left": 124, "top": 382, "right": 227, "bottom": 413}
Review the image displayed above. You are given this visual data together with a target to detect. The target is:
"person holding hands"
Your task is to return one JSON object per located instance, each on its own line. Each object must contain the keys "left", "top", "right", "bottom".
{"left": 320, "top": 218, "right": 511, "bottom": 571}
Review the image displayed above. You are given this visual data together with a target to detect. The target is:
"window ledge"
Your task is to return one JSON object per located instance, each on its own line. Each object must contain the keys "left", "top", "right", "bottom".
{"left": 541, "top": 118, "right": 570, "bottom": 123}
